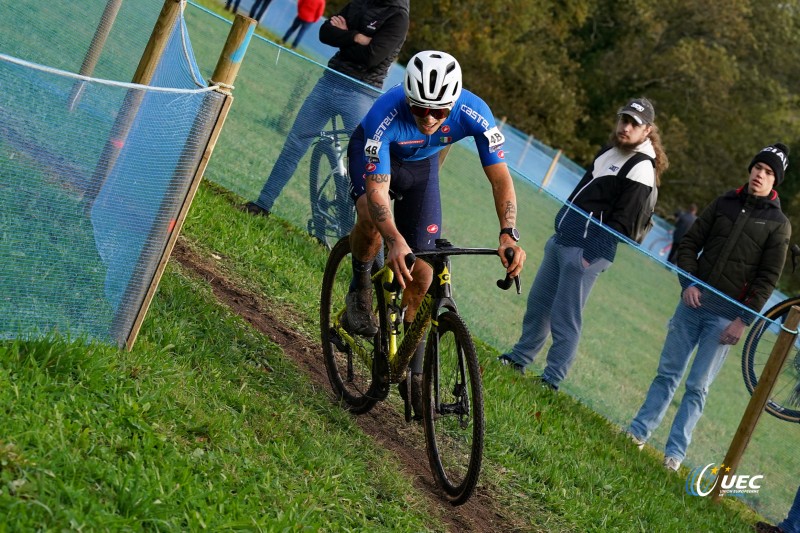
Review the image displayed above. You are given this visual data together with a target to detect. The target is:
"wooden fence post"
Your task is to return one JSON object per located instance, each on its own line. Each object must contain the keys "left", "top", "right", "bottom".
{"left": 540, "top": 149, "right": 562, "bottom": 191}
{"left": 711, "top": 306, "right": 800, "bottom": 501}
{"left": 120, "top": 14, "right": 257, "bottom": 349}
{"left": 68, "top": 0, "right": 124, "bottom": 110}
{"left": 83, "top": 0, "right": 182, "bottom": 209}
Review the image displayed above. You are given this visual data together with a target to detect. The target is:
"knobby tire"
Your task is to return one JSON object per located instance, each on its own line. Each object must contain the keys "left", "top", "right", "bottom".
{"left": 309, "top": 142, "right": 354, "bottom": 249}
{"left": 422, "top": 311, "right": 484, "bottom": 505}
{"left": 320, "top": 236, "right": 380, "bottom": 414}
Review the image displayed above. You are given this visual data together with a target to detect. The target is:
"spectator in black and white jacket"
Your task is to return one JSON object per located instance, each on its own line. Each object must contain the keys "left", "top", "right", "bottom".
{"left": 498, "top": 98, "right": 669, "bottom": 390}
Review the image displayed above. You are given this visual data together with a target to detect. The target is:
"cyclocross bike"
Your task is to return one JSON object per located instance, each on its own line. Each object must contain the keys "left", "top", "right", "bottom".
{"left": 741, "top": 244, "right": 800, "bottom": 423}
{"left": 306, "top": 115, "right": 355, "bottom": 249}
{"left": 320, "top": 236, "right": 520, "bottom": 505}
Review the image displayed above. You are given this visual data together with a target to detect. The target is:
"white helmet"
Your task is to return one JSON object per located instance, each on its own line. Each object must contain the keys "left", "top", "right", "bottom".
{"left": 404, "top": 51, "right": 462, "bottom": 108}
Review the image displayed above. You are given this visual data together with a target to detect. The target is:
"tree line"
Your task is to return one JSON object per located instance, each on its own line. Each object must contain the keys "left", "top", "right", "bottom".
{"left": 328, "top": 0, "right": 800, "bottom": 289}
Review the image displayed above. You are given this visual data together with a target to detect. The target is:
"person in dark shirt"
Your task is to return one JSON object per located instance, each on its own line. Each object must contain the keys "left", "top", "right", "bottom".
{"left": 667, "top": 203, "right": 697, "bottom": 264}
{"left": 224, "top": 0, "right": 242, "bottom": 14}
{"left": 249, "top": 0, "right": 272, "bottom": 22}
{"left": 628, "top": 143, "right": 791, "bottom": 472}
{"left": 245, "top": 0, "right": 410, "bottom": 222}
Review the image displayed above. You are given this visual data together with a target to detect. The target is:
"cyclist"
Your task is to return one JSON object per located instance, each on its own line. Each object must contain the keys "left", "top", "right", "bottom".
{"left": 344, "top": 50, "right": 526, "bottom": 417}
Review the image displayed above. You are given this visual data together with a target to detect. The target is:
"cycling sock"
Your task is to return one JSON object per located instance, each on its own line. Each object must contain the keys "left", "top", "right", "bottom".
{"left": 405, "top": 321, "right": 425, "bottom": 374}
{"left": 349, "top": 257, "right": 373, "bottom": 292}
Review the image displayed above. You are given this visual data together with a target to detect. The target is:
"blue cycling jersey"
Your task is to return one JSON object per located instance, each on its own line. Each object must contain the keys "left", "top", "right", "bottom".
{"left": 356, "top": 85, "right": 507, "bottom": 175}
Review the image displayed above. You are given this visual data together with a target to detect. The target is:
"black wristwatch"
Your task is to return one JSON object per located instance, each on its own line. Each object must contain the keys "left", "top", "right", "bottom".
{"left": 500, "top": 227, "right": 520, "bottom": 242}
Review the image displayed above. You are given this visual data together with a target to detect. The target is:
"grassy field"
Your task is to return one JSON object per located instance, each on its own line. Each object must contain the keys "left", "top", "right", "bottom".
{"left": 0, "top": 181, "right": 766, "bottom": 530}
{"left": 1, "top": 0, "right": 797, "bottom": 528}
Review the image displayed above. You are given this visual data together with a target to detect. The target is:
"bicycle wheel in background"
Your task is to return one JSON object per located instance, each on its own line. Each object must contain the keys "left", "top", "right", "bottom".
{"left": 741, "top": 296, "right": 800, "bottom": 423}
{"left": 422, "top": 310, "right": 484, "bottom": 505}
{"left": 320, "top": 236, "right": 380, "bottom": 414}
{"left": 309, "top": 142, "right": 354, "bottom": 249}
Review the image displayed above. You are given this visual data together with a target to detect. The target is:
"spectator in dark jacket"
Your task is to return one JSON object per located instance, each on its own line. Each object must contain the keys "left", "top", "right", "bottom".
{"left": 280, "top": 0, "right": 326, "bottom": 50}
{"left": 498, "top": 98, "right": 669, "bottom": 390}
{"left": 667, "top": 203, "right": 697, "bottom": 264}
{"left": 628, "top": 143, "right": 791, "bottom": 472}
{"left": 245, "top": 0, "right": 409, "bottom": 221}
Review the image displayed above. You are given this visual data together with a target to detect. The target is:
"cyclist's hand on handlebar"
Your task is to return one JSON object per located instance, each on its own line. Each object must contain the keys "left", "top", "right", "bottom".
{"left": 387, "top": 238, "right": 415, "bottom": 289}
{"left": 498, "top": 242, "right": 525, "bottom": 278}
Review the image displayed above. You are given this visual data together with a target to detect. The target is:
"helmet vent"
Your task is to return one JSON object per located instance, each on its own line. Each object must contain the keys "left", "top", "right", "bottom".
{"left": 428, "top": 70, "right": 438, "bottom": 95}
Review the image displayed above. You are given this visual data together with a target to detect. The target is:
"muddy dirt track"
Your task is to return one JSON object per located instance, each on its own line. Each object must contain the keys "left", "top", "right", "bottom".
{"left": 172, "top": 238, "right": 531, "bottom": 533}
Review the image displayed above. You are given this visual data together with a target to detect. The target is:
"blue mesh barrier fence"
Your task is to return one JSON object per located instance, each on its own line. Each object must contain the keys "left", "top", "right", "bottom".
{"left": 1, "top": 0, "right": 226, "bottom": 345}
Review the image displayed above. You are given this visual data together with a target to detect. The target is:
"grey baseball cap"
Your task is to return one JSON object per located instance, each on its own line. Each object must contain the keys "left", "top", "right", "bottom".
{"left": 618, "top": 98, "right": 655, "bottom": 125}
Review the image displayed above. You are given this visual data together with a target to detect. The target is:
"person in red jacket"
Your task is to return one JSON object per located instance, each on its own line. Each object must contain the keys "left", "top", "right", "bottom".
{"left": 280, "top": 0, "right": 326, "bottom": 49}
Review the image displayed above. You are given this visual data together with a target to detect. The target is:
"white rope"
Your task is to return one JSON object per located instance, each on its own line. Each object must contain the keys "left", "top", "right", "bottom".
{"left": 0, "top": 52, "right": 219, "bottom": 94}
{"left": 178, "top": 0, "right": 207, "bottom": 89}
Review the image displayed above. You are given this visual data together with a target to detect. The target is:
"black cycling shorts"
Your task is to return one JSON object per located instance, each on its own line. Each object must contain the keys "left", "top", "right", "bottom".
{"left": 348, "top": 125, "right": 442, "bottom": 251}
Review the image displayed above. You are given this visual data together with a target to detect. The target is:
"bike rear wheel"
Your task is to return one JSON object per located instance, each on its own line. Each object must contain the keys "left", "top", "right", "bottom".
{"left": 309, "top": 141, "right": 354, "bottom": 249}
{"left": 320, "top": 236, "right": 381, "bottom": 414}
{"left": 741, "top": 296, "right": 800, "bottom": 423}
{"left": 422, "top": 311, "right": 484, "bottom": 505}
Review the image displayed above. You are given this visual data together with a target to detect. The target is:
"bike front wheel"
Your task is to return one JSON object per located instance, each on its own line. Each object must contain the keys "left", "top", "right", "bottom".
{"left": 309, "top": 142, "right": 354, "bottom": 250}
{"left": 741, "top": 296, "right": 800, "bottom": 423}
{"left": 320, "top": 236, "right": 380, "bottom": 414}
{"left": 422, "top": 311, "right": 484, "bottom": 505}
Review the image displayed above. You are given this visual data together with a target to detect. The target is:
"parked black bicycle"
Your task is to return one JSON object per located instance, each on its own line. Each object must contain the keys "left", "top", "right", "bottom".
{"left": 306, "top": 115, "right": 354, "bottom": 249}
{"left": 320, "top": 236, "right": 520, "bottom": 504}
{"left": 741, "top": 244, "right": 800, "bottom": 423}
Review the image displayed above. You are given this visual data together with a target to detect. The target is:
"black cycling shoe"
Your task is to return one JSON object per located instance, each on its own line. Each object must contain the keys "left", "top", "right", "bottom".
{"left": 243, "top": 201, "right": 270, "bottom": 217}
{"left": 342, "top": 288, "right": 378, "bottom": 337}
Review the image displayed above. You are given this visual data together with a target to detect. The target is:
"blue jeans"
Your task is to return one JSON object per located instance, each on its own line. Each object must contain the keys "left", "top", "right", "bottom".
{"left": 504, "top": 236, "right": 611, "bottom": 386}
{"left": 780, "top": 485, "right": 800, "bottom": 533}
{"left": 282, "top": 17, "right": 311, "bottom": 48}
{"left": 249, "top": 0, "right": 272, "bottom": 21}
{"left": 629, "top": 301, "right": 731, "bottom": 461}
{"left": 255, "top": 71, "right": 377, "bottom": 211}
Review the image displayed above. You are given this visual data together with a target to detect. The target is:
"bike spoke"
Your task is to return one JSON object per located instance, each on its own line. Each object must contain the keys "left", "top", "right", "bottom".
{"left": 742, "top": 301, "right": 800, "bottom": 422}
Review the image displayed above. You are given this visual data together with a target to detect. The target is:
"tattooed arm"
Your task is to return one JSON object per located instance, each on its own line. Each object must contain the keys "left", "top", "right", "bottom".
{"left": 483, "top": 162, "right": 526, "bottom": 277}
{"left": 365, "top": 173, "right": 414, "bottom": 288}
